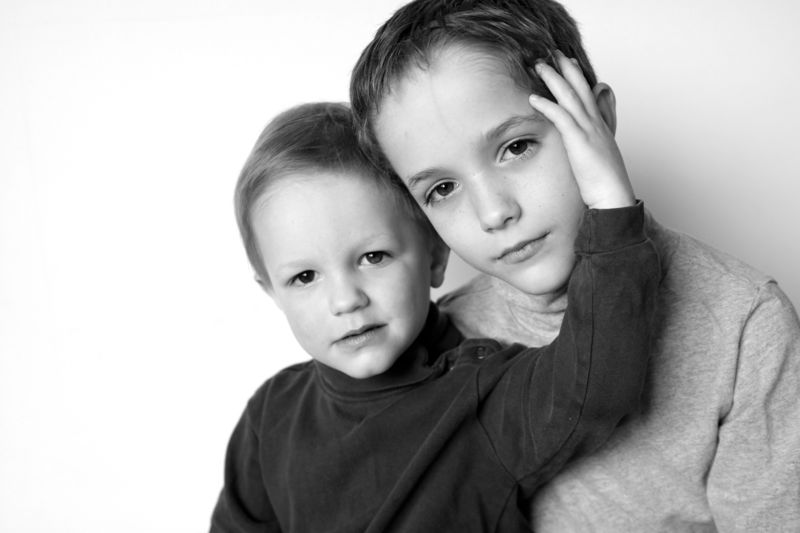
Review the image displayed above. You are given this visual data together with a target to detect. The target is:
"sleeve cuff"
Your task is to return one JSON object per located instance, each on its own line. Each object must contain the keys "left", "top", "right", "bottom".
{"left": 574, "top": 200, "right": 646, "bottom": 254}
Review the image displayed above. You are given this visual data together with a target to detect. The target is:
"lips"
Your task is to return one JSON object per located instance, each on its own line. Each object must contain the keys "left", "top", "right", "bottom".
{"left": 334, "top": 324, "right": 385, "bottom": 347}
{"left": 496, "top": 234, "right": 548, "bottom": 265}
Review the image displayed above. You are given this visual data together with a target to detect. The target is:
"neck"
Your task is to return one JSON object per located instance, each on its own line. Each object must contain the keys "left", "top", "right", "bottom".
{"left": 498, "top": 277, "right": 569, "bottom": 314}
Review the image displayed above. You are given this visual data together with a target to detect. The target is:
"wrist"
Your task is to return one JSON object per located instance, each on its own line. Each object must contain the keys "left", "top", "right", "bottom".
{"left": 576, "top": 200, "right": 646, "bottom": 253}
{"left": 586, "top": 187, "right": 636, "bottom": 210}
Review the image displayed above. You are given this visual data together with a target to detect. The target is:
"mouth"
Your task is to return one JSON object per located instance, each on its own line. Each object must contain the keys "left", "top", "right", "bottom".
{"left": 496, "top": 234, "right": 548, "bottom": 264}
{"left": 334, "top": 324, "right": 386, "bottom": 347}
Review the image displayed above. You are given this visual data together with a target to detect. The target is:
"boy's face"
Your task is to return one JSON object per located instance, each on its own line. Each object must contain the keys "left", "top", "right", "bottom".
{"left": 253, "top": 172, "right": 444, "bottom": 379}
{"left": 373, "top": 45, "right": 586, "bottom": 296}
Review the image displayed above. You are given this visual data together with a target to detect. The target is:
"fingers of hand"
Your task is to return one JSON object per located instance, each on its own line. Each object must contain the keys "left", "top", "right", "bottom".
{"left": 533, "top": 59, "right": 588, "bottom": 130}
{"left": 533, "top": 50, "right": 599, "bottom": 131}
{"left": 554, "top": 50, "right": 601, "bottom": 123}
{"left": 530, "top": 52, "right": 633, "bottom": 209}
{"left": 527, "top": 91, "right": 581, "bottom": 140}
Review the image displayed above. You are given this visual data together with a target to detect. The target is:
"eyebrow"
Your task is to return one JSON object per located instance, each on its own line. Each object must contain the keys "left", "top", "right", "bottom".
{"left": 273, "top": 260, "right": 310, "bottom": 277}
{"left": 407, "top": 167, "right": 449, "bottom": 193}
{"left": 405, "top": 112, "right": 545, "bottom": 192}
{"left": 273, "top": 232, "right": 396, "bottom": 272}
{"left": 483, "top": 112, "right": 545, "bottom": 143}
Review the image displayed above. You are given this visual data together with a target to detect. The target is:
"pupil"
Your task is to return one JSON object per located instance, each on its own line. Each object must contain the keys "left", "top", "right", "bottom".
{"left": 436, "top": 183, "right": 453, "bottom": 195}
{"left": 509, "top": 141, "right": 528, "bottom": 155}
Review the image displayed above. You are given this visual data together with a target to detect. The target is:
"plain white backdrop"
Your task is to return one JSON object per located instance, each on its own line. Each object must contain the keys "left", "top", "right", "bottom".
{"left": 1, "top": 1, "right": 798, "bottom": 531}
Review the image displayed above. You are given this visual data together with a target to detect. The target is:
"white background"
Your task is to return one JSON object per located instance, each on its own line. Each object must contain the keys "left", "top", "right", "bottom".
{"left": 1, "top": 1, "right": 798, "bottom": 531}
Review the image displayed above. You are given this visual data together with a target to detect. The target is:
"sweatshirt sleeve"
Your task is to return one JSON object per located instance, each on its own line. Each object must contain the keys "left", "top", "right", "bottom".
{"left": 707, "top": 282, "right": 800, "bottom": 531}
{"left": 479, "top": 201, "right": 660, "bottom": 488}
{"left": 210, "top": 402, "right": 281, "bottom": 533}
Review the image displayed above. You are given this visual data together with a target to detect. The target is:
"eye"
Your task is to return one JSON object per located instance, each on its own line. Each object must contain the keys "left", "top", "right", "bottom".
{"left": 500, "top": 139, "right": 536, "bottom": 162}
{"left": 289, "top": 270, "right": 316, "bottom": 286}
{"left": 507, "top": 140, "right": 529, "bottom": 155}
{"left": 425, "top": 181, "right": 458, "bottom": 205}
{"left": 360, "top": 251, "right": 388, "bottom": 265}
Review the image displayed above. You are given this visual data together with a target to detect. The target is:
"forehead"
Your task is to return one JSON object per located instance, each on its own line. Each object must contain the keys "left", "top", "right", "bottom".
{"left": 255, "top": 171, "right": 397, "bottom": 225}
{"left": 373, "top": 44, "right": 540, "bottom": 178}
{"left": 252, "top": 171, "right": 417, "bottom": 256}
{"left": 385, "top": 43, "right": 518, "bottom": 116}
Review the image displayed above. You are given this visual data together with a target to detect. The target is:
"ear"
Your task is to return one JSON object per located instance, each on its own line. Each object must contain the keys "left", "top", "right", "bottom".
{"left": 593, "top": 82, "right": 618, "bottom": 135}
{"left": 429, "top": 239, "right": 450, "bottom": 289}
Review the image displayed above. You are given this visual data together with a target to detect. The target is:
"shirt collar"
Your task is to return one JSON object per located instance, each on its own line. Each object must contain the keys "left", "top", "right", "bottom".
{"left": 314, "top": 304, "right": 462, "bottom": 400}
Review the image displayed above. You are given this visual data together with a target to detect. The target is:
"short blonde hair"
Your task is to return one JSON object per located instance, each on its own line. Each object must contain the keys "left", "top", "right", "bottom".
{"left": 234, "top": 102, "right": 440, "bottom": 289}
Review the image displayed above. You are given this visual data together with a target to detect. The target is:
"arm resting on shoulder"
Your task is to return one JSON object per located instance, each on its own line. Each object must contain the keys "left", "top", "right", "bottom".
{"left": 508, "top": 202, "right": 660, "bottom": 485}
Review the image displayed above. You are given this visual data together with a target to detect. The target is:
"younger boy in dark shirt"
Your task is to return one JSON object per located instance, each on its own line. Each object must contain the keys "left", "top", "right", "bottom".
{"left": 210, "top": 101, "right": 659, "bottom": 531}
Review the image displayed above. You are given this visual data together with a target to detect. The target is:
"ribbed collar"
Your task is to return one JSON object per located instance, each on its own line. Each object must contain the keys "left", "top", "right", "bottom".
{"left": 314, "top": 304, "right": 462, "bottom": 401}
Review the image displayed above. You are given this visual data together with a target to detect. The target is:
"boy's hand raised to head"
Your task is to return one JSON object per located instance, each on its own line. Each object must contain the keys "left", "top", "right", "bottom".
{"left": 529, "top": 50, "right": 635, "bottom": 210}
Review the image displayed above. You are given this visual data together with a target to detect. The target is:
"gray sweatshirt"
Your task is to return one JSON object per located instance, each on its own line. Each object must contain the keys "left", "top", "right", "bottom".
{"left": 438, "top": 213, "right": 800, "bottom": 532}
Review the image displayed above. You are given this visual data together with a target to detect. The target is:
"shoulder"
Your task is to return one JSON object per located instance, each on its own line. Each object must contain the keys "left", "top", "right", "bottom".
{"left": 437, "top": 274, "right": 509, "bottom": 338}
{"left": 245, "top": 360, "right": 316, "bottom": 422}
{"left": 651, "top": 217, "right": 777, "bottom": 305}
{"left": 438, "top": 273, "right": 498, "bottom": 308}
{"left": 649, "top": 217, "right": 799, "bottom": 349}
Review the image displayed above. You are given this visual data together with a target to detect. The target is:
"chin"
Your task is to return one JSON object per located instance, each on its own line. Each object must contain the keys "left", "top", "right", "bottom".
{"left": 340, "top": 363, "right": 382, "bottom": 379}
{"left": 350, "top": 353, "right": 400, "bottom": 379}
{"left": 506, "top": 265, "right": 573, "bottom": 297}
{"left": 345, "top": 368, "right": 379, "bottom": 379}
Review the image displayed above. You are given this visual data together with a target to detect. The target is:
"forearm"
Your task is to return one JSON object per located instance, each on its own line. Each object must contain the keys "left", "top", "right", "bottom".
{"left": 571, "top": 202, "right": 658, "bottom": 422}
{"left": 529, "top": 202, "right": 659, "bottom": 461}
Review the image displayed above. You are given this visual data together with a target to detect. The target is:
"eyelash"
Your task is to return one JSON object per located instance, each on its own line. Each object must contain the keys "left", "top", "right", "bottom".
{"left": 286, "top": 251, "right": 390, "bottom": 287}
{"left": 500, "top": 138, "right": 537, "bottom": 162}
{"left": 423, "top": 181, "right": 458, "bottom": 206}
{"left": 360, "top": 251, "right": 388, "bottom": 265}
{"left": 289, "top": 270, "right": 316, "bottom": 287}
{"left": 422, "top": 137, "right": 539, "bottom": 207}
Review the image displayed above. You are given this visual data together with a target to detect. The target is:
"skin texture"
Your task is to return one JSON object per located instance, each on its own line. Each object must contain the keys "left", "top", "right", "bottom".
{"left": 373, "top": 44, "right": 632, "bottom": 298}
{"left": 252, "top": 171, "right": 447, "bottom": 379}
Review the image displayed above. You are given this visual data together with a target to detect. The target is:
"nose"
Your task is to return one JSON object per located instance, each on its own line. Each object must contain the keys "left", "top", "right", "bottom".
{"left": 470, "top": 174, "right": 521, "bottom": 232}
{"left": 328, "top": 273, "right": 369, "bottom": 315}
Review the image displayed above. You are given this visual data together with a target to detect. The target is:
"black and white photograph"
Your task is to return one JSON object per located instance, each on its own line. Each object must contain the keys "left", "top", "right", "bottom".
{"left": 2, "top": 1, "right": 799, "bottom": 531}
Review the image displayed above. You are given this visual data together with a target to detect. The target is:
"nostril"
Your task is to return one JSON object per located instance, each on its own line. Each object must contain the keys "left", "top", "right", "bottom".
{"left": 480, "top": 211, "right": 517, "bottom": 233}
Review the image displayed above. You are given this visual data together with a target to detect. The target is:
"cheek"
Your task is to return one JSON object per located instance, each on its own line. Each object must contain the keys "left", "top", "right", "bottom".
{"left": 281, "top": 299, "right": 323, "bottom": 345}
{"left": 397, "top": 262, "right": 430, "bottom": 303}
{"left": 550, "top": 181, "right": 586, "bottom": 226}
{"left": 424, "top": 205, "right": 479, "bottom": 257}
{"left": 385, "top": 260, "right": 432, "bottom": 322}
{"left": 517, "top": 162, "right": 583, "bottom": 216}
{"left": 539, "top": 160, "right": 574, "bottom": 186}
